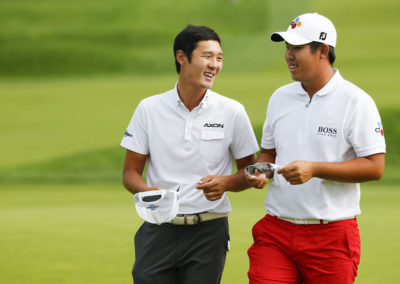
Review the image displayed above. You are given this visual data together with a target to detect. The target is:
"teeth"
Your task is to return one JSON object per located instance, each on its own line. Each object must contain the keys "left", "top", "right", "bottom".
{"left": 204, "top": 72, "right": 213, "bottom": 78}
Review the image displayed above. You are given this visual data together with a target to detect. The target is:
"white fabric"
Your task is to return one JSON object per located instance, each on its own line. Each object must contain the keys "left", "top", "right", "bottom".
{"left": 261, "top": 70, "right": 386, "bottom": 220}
{"left": 121, "top": 84, "right": 259, "bottom": 214}
{"left": 134, "top": 189, "right": 179, "bottom": 224}
{"left": 271, "top": 12, "right": 337, "bottom": 47}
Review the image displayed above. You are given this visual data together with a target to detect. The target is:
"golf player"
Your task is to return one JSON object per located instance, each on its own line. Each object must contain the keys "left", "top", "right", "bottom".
{"left": 121, "top": 25, "right": 259, "bottom": 284}
{"left": 246, "top": 13, "right": 386, "bottom": 283}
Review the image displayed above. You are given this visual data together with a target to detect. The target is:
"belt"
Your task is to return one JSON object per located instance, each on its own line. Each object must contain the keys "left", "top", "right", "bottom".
{"left": 169, "top": 212, "right": 228, "bottom": 225}
{"left": 275, "top": 215, "right": 355, "bottom": 225}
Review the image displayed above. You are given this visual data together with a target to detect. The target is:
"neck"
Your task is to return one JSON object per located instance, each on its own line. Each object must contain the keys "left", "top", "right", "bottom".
{"left": 177, "top": 81, "right": 207, "bottom": 112}
{"left": 302, "top": 67, "right": 335, "bottom": 99}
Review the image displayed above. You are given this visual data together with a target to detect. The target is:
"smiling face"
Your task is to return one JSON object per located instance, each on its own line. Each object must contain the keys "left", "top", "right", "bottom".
{"left": 178, "top": 40, "right": 223, "bottom": 90}
{"left": 285, "top": 42, "right": 320, "bottom": 84}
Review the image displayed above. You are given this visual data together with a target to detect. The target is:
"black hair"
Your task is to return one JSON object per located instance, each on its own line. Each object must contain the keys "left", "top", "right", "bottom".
{"left": 173, "top": 25, "right": 221, "bottom": 74}
{"left": 309, "top": 41, "right": 336, "bottom": 65}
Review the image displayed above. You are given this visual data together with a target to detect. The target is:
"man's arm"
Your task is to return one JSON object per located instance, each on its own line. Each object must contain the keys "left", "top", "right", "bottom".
{"left": 278, "top": 153, "right": 385, "bottom": 185}
{"left": 196, "top": 153, "right": 257, "bottom": 201}
{"left": 122, "top": 150, "right": 160, "bottom": 194}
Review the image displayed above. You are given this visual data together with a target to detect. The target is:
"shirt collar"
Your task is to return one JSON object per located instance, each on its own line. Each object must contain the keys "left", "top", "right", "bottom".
{"left": 297, "top": 69, "right": 342, "bottom": 97}
{"left": 200, "top": 90, "right": 210, "bottom": 109}
{"left": 173, "top": 82, "right": 211, "bottom": 109}
{"left": 173, "top": 82, "right": 181, "bottom": 105}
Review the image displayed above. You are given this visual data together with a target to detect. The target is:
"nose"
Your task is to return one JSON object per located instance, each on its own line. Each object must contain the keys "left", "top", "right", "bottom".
{"left": 285, "top": 46, "right": 295, "bottom": 61}
{"left": 286, "top": 49, "right": 294, "bottom": 60}
{"left": 208, "top": 58, "right": 217, "bottom": 69}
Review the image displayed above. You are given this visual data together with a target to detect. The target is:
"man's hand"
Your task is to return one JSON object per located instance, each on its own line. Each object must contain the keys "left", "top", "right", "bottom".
{"left": 196, "top": 175, "right": 229, "bottom": 201}
{"left": 145, "top": 186, "right": 162, "bottom": 191}
{"left": 245, "top": 171, "right": 269, "bottom": 189}
{"left": 277, "top": 160, "right": 314, "bottom": 185}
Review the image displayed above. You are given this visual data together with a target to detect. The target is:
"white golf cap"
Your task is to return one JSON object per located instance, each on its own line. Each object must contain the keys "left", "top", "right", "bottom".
{"left": 134, "top": 189, "right": 179, "bottom": 225}
{"left": 271, "top": 13, "right": 337, "bottom": 47}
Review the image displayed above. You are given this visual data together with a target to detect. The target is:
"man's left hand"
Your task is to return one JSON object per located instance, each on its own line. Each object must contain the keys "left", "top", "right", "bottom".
{"left": 196, "top": 175, "right": 228, "bottom": 201}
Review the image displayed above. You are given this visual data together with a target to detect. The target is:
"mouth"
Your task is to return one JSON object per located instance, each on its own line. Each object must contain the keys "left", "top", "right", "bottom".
{"left": 288, "top": 64, "right": 297, "bottom": 72}
{"left": 204, "top": 72, "right": 215, "bottom": 80}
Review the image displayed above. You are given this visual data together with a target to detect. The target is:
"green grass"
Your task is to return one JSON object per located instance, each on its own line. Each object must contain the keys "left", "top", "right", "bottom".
{"left": 0, "top": 73, "right": 398, "bottom": 184}
{"left": 0, "top": 185, "right": 136, "bottom": 283}
{"left": 1, "top": 0, "right": 400, "bottom": 282}
{"left": 0, "top": 0, "right": 275, "bottom": 76}
{"left": 1, "top": 183, "right": 399, "bottom": 283}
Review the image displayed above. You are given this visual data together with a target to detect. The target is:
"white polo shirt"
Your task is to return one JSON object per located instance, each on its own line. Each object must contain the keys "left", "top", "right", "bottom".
{"left": 262, "top": 70, "right": 386, "bottom": 220}
{"left": 121, "top": 84, "right": 259, "bottom": 214}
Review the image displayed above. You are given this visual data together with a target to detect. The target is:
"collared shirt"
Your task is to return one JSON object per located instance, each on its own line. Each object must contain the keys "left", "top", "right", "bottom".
{"left": 261, "top": 70, "right": 386, "bottom": 220}
{"left": 121, "top": 84, "right": 259, "bottom": 214}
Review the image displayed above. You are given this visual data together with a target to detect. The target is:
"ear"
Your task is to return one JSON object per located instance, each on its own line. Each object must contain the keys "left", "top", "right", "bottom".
{"left": 176, "top": 50, "right": 187, "bottom": 66}
{"left": 320, "top": 44, "right": 330, "bottom": 60}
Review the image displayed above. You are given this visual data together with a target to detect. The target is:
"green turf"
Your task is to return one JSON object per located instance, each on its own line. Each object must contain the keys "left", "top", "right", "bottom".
{"left": 0, "top": 185, "right": 136, "bottom": 283}
{"left": 0, "top": 73, "right": 398, "bottom": 184}
{"left": 0, "top": 0, "right": 291, "bottom": 76}
{"left": 1, "top": 0, "right": 400, "bottom": 282}
{"left": 1, "top": 183, "right": 399, "bottom": 283}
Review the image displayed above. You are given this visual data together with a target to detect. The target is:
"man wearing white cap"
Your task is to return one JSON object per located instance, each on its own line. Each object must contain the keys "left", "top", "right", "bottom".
{"left": 246, "top": 13, "right": 386, "bottom": 283}
{"left": 121, "top": 25, "right": 259, "bottom": 284}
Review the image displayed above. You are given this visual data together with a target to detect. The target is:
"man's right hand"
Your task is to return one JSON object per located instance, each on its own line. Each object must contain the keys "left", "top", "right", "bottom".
{"left": 245, "top": 172, "right": 268, "bottom": 189}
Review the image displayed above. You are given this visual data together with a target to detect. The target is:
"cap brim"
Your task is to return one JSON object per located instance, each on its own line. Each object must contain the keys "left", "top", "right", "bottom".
{"left": 270, "top": 31, "right": 311, "bottom": 45}
{"left": 134, "top": 190, "right": 179, "bottom": 224}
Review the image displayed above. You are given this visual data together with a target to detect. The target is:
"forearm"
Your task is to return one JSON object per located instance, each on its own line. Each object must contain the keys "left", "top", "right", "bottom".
{"left": 197, "top": 153, "right": 257, "bottom": 199}
{"left": 312, "top": 154, "right": 385, "bottom": 183}
{"left": 256, "top": 148, "right": 276, "bottom": 164}
{"left": 224, "top": 169, "right": 251, "bottom": 192}
{"left": 122, "top": 150, "right": 154, "bottom": 195}
{"left": 122, "top": 170, "right": 149, "bottom": 195}
{"left": 226, "top": 153, "right": 258, "bottom": 192}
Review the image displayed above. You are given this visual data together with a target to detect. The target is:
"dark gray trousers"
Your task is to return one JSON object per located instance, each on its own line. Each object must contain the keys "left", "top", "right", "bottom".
{"left": 132, "top": 217, "right": 229, "bottom": 284}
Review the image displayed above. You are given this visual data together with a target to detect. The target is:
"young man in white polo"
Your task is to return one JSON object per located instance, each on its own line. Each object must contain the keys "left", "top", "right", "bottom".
{"left": 246, "top": 13, "right": 386, "bottom": 283}
{"left": 121, "top": 25, "right": 259, "bottom": 284}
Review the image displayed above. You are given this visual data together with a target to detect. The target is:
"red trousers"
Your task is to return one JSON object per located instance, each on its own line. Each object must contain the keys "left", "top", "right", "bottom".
{"left": 248, "top": 214, "right": 360, "bottom": 284}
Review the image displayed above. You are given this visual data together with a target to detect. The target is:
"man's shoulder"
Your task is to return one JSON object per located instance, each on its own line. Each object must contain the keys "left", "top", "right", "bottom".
{"left": 269, "top": 82, "right": 301, "bottom": 103}
{"left": 208, "top": 89, "right": 244, "bottom": 109}
{"left": 339, "top": 77, "right": 375, "bottom": 104}
{"left": 274, "top": 81, "right": 300, "bottom": 94}
{"left": 341, "top": 78, "right": 367, "bottom": 94}
{"left": 140, "top": 89, "right": 175, "bottom": 105}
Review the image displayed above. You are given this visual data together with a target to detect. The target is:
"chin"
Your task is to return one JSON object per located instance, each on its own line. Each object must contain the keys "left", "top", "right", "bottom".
{"left": 290, "top": 74, "right": 301, "bottom": 82}
{"left": 202, "top": 81, "right": 213, "bottom": 89}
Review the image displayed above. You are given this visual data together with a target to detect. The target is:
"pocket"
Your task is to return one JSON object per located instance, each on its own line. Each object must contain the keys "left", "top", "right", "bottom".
{"left": 200, "top": 130, "right": 225, "bottom": 163}
{"left": 251, "top": 218, "right": 265, "bottom": 242}
{"left": 224, "top": 218, "right": 230, "bottom": 252}
{"left": 344, "top": 223, "right": 361, "bottom": 260}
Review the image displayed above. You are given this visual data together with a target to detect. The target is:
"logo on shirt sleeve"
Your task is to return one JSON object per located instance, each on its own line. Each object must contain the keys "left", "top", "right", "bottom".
{"left": 375, "top": 122, "right": 384, "bottom": 136}
{"left": 124, "top": 130, "right": 133, "bottom": 138}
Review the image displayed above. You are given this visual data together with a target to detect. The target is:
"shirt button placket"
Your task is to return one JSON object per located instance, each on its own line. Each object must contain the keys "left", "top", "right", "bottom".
{"left": 183, "top": 112, "right": 192, "bottom": 149}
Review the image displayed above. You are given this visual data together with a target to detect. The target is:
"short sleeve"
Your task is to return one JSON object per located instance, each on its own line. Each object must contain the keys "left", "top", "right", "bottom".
{"left": 348, "top": 95, "right": 386, "bottom": 157}
{"left": 120, "top": 101, "right": 149, "bottom": 155}
{"left": 230, "top": 105, "right": 259, "bottom": 159}
{"left": 261, "top": 97, "right": 275, "bottom": 150}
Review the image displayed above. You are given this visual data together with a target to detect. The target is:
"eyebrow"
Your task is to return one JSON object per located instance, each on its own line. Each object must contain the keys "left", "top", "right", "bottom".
{"left": 202, "top": 51, "right": 224, "bottom": 56}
